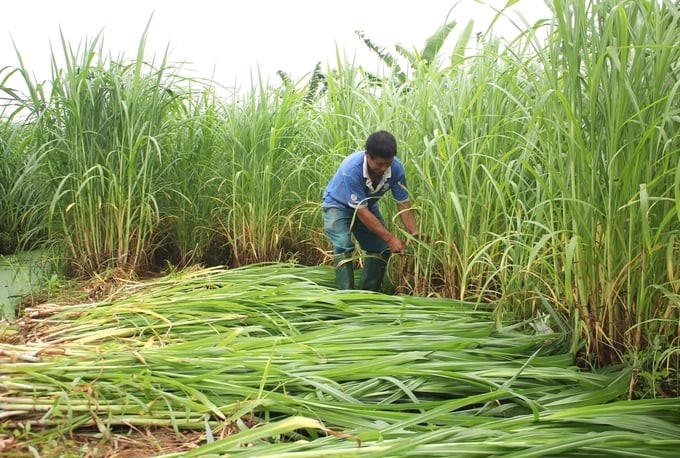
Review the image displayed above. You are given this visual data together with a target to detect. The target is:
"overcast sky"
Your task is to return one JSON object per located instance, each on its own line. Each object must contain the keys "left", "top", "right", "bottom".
{"left": 2, "top": 0, "right": 551, "bottom": 90}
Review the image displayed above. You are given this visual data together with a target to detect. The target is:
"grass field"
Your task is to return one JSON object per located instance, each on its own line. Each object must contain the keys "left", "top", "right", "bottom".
{"left": 1, "top": 0, "right": 679, "bottom": 455}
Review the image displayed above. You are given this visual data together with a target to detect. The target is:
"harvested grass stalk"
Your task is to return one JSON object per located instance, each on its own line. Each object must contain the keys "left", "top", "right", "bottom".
{"left": 2, "top": 263, "right": 679, "bottom": 457}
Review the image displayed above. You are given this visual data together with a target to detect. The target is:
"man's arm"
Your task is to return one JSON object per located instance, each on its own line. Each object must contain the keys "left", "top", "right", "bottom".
{"left": 355, "top": 207, "right": 405, "bottom": 254}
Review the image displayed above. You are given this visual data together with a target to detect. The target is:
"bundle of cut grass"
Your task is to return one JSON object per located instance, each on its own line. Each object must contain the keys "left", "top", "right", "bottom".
{"left": 1, "top": 263, "right": 679, "bottom": 456}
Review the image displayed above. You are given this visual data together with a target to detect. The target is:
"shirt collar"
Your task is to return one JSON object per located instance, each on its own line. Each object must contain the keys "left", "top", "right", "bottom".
{"left": 362, "top": 154, "right": 391, "bottom": 193}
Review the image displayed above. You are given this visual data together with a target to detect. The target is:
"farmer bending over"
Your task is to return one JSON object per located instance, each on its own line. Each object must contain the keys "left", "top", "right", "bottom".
{"left": 322, "top": 130, "right": 419, "bottom": 291}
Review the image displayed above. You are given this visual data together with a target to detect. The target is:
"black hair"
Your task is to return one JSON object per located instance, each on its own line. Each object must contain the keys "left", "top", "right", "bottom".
{"left": 365, "top": 130, "right": 397, "bottom": 159}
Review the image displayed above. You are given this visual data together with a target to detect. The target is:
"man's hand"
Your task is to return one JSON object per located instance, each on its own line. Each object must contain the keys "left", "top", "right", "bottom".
{"left": 387, "top": 235, "right": 406, "bottom": 254}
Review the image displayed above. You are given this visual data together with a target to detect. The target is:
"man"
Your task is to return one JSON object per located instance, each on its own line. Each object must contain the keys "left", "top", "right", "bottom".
{"left": 322, "top": 130, "right": 419, "bottom": 291}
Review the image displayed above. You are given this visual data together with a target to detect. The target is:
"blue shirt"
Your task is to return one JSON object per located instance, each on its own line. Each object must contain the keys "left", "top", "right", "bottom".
{"left": 322, "top": 151, "right": 410, "bottom": 210}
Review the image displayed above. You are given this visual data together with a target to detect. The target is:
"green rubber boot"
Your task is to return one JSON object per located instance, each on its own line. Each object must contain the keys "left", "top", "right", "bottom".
{"left": 333, "top": 253, "right": 355, "bottom": 290}
{"left": 358, "top": 252, "right": 389, "bottom": 292}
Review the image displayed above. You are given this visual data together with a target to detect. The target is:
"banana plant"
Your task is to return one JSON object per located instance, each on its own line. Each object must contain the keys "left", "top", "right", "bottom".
{"left": 355, "top": 17, "right": 473, "bottom": 86}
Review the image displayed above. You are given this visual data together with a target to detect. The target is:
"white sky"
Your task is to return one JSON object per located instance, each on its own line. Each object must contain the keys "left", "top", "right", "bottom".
{"left": 1, "top": 0, "right": 551, "bottom": 90}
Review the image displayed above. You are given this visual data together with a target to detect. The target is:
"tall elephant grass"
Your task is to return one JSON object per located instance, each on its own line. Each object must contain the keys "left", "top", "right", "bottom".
{"left": 3, "top": 31, "right": 239, "bottom": 273}
{"left": 0, "top": 119, "right": 47, "bottom": 254}
{"left": 532, "top": 0, "right": 680, "bottom": 364}
{"left": 209, "top": 81, "right": 321, "bottom": 265}
{"left": 358, "top": 0, "right": 680, "bottom": 370}
{"left": 12, "top": 31, "right": 186, "bottom": 275}
{"left": 152, "top": 86, "right": 232, "bottom": 267}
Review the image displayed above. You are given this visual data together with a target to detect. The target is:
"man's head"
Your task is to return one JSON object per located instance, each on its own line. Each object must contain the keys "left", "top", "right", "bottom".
{"left": 365, "top": 130, "right": 397, "bottom": 160}
{"left": 365, "top": 131, "right": 396, "bottom": 176}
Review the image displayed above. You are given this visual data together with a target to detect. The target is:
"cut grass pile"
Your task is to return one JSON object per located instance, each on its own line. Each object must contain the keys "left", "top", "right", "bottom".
{"left": 1, "top": 263, "right": 679, "bottom": 456}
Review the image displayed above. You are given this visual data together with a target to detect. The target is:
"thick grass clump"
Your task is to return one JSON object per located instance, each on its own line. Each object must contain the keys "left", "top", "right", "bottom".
{"left": 0, "top": 119, "right": 47, "bottom": 254}
{"left": 1, "top": 263, "right": 679, "bottom": 456}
